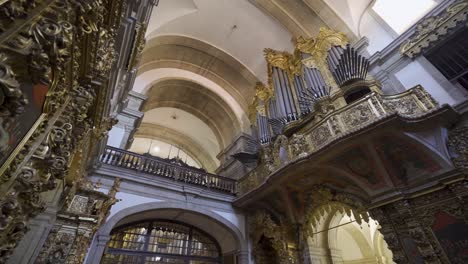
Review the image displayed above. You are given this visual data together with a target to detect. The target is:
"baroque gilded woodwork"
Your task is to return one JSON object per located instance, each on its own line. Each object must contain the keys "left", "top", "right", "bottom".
{"left": 302, "top": 186, "right": 369, "bottom": 237}
{"left": 36, "top": 178, "right": 121, "bottom": 264}
{"left": 127, "top": 22, "right": 147, "bottom": 70}
{"left": 370, "top": 180, "right": 468, "bottom": 263}
{"left": 0, "top": 0, "right": 126, "bottom": 261}
{"left": 250, "top": 210, "right": 298, "bottom": 264}
{"left": 248, "top": 82, "right": 272, "bottom": 123}
{"left": 400, "top": 0, "right": 468, "bottom": 58}
{"left": 297, "top": 28, "right": 348, "bottom": 90}
{"left": 239, "top": 85, "right": 440, "bottom": 195}
{"left": 447, "top": 126, "right": 468, "bottom": 169}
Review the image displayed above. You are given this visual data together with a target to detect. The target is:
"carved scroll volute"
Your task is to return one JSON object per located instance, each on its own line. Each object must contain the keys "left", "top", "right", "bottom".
{"left": 249, "top": 82, "right": 272, "bottom": 124}
{"left": 0, "top": 53, "right": 27, "bottom": 138}
{"left": 296, "top": 28, "right": 348, "bottom": 94}
{"left": 250, "top": 211, "right": 297, "bottom": 264}
{"left": 0, "top": 0, "right": 124, "bottom": 261}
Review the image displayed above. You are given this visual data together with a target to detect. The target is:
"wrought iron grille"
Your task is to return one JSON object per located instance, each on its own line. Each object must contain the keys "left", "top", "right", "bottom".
{"left": 426, "top": 27, "right": 468, "bottom": 91}
{"left": 102, "top": 220, "right": 221, "bottom": 264}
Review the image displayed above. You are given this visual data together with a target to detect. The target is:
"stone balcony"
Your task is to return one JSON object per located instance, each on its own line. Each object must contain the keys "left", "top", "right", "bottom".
{"left": 236, "top": 85, "right": 456, "bottom": 198}
{"left": 97, "top": 85, "right": 456, "bottom": 202}
{"left": 99, "top": 146, "right": 237, "bottom": 194}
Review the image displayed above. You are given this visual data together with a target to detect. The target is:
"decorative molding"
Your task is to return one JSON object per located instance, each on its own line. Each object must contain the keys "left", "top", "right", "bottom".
{"left": 400, "top": 0, "right": 468, "bottom": 58}
{"left": 0, "top": 0, "right": 128, "bottom": 261}
{"left": 239, "top": 85, "right": 440, "bottom": 195}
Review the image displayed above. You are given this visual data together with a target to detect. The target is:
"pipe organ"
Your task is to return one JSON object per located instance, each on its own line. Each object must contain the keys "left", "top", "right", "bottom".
{"left": 250, "top": 28, "right": 374, "bottom": 144}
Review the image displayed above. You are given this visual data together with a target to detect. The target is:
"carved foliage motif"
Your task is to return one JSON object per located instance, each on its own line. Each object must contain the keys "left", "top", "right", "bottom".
{"left": 289, "top": 133, "right": 308, "bottom": 159}
{"left": 240, "top": 85, "right": 439, "bottom": 196}
{"left": 36, "top": 178, "right": 121, "bottom": 264}
{"left": 0, "top": 54, "right": 26, "bottom": 150}
{"left": 0, "top": 0, "right": 125, "bottom": 261}
{"left": 250, "top": 211, "right": 298, "bottom": 264}
{"left": 447, "top": 126, "right": 468, "bottom": 169}
{"left": 309, "top": 123, "right": 332, "bottom": 148}
{"left": 384, "top": 96, "right": 422, "bottom": 116}
{"left": 370, "top": 181, "right": 468, "bottom": 263}
{"left": 400, "top": 0, "right": 468, "bottom": 57}
{"left": 342, "top": 102, "right": 374, "bottom": 128}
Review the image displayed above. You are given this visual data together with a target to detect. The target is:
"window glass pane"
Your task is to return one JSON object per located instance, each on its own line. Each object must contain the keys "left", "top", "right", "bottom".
{"left": 102, "top": 253, "right": 142, "bottom": 264}
{"left": 108, "top": 224, "right": 148, "bottom": 251}
{"left": 190, "top": 230, "right": 219, "bottom": 257}
{"left": 147, "top": 222, "right": 190, "bottom": 255}
{"left": 102, "top": 220, "right": 221, "bottom": 264}
{"left": 144, "top": 256, "right": 186, "bottom": 264}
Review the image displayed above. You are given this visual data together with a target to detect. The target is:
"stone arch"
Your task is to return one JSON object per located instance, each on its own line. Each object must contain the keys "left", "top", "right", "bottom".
{"left": 143, "top": 79, "right": 242, "bottom": 149}
{"left": 303, "top": 199, "right": 395, "bottom": 264}
{"left": 87, "top": 201, "right": 247, "bottom": 263}
{"left": 248, "top": 0, "right": 357, "bottom": 39}
{"left": 134, "top": 68, "right": 251, "bottom": 133}
{"left": 133, "top": 124, "right": 218, "bottom": 172}
{"left": 136, "top": 35, "right": 262, "bottom": 121}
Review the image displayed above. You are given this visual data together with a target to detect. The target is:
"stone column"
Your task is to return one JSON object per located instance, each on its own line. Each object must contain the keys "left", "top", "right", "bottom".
{"left": 236, "top": 250, "right": 250, "bottom": 264}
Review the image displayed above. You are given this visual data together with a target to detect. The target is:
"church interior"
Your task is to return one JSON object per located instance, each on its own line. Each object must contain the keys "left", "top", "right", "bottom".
{"left": 0, "top": 0, "right": 467, "bottom": 263}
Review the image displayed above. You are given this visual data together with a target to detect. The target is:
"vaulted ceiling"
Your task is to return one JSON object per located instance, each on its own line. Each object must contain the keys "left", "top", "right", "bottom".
{"left": 130, "top": 0, "right": 371, "bottom": 172}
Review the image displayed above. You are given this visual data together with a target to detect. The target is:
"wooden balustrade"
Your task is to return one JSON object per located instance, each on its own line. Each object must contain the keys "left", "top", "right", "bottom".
{"left": 100, "top": 146, "right": 237, "bottom": 194}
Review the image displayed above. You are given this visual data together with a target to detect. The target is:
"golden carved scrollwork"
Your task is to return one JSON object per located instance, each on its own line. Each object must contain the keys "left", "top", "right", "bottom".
{"left": 249, "top": 82, "right": 272, "bottom": 124}
{"left": 239, "top": 85, "right": 439, "bottom": 196}
{"left": 296, "top": 28, "right": 348, "bottom": 60}
{"left": 400, "top": 0, "right": 468, "bottom": 58}
{"left": 36, "top": 178, "right": 121, "bottom": 264}
{"left": 447, "top": 126, "right": 468, "bottom": 169}
{"left": 0, "top": 0, "right": 126, "bottom": 261}
{"left": 250, "top": 211, "right": 298, "bottom": 264}
{"left": 264, "top": 48, "right": 293, "bottom": 71}
{"left": 296, "top": 28, "right": 348, "bottom": 91}
{"left": 128, "top": 22, "right": 147, "bottom": 70}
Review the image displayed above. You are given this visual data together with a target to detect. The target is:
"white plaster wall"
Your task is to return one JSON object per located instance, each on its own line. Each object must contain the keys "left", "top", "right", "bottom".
{"left": 337, "top": 229, "right": 364, "bottom": 260}
{"left": 108, "top": 191, "right": 164, "bottom": 219}
{"left": 360, "top": 11, "right": 395, "bottom": 54}
{"left": 323, "top": 0, "right": 372, "bottom": 34}
{"left": 146, "top": 0, "right": 294, "bottom": 83}
{"left": 106, "top": 126, "right": 125, "bottom": 148}
{"left": 395, "top": 60, "right": 457, "bottom": 105}
{"left": 94, "top": 180, "right": 246, "bottom": 240}
{"left": 133, "top": 68, "right": 249, "bottom": 132}
{"left": 103, "top": 191, "right": 246, "bottom": 239}
{"left": 213, "top": 210, "right": 246, "bottom": 237}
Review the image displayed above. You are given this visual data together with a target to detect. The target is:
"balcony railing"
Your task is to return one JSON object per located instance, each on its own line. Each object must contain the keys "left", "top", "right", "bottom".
{"left": 238, "top": 85, "right": 440, "bottom": 195}
{"left": 100, "top": 146, "right": 237, "bottom": 194}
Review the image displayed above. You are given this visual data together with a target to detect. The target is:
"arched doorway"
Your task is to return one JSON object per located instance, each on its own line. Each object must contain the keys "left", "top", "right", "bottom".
{"left": 101, "top": 220, "right": 221, "bottom": 264}
{"left": 329, "top": 212, "right": 394, "bottom": 263}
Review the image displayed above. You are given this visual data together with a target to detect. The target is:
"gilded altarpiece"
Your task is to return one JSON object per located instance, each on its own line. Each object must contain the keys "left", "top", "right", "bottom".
{"left": 0, "top": 0, "right": 127, "bottom": 262}
{"left": 36, "top": 178, "right": 120, "bottom": 264}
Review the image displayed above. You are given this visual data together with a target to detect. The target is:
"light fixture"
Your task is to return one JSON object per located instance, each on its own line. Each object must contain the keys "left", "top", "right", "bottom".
{"left": 153, "top": 146, "right": 160, "bottom": 153}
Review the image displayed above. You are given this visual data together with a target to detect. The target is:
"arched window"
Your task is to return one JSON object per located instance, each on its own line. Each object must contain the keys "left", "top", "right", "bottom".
{"left": 101, "top": 220, "right": 221, "bottom": 264}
